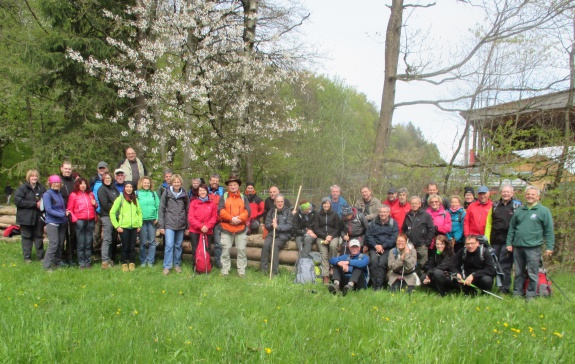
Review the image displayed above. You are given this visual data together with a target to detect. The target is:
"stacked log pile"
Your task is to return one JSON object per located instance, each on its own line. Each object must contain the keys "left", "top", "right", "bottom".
{"left": 0, "top": 206, "right": 20, "bottom": 243}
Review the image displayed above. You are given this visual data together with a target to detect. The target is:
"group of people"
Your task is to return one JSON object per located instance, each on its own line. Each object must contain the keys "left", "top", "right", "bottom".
{"left": 14, "top": 152, "right": 555, "bottom": 300}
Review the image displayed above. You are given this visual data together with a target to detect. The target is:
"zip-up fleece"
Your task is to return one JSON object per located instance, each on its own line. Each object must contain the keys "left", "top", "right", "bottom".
{"left": 218, "top": 191, "right": 250, "bottom": 234}
{"left": 110, "top": 196, "right": 143, "bottom": 229}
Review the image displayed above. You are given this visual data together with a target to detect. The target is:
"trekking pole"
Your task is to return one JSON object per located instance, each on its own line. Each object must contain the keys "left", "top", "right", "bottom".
{"left": 541, "top": 259, "right": 571, "bottom": 302}
{"left": 269, "top": 209, "right": 278, "bottom": 279}
{"left": 400, "top": 264, "right": 405, "bottom": 291}
{"left": 469, "top": 283, "right": 504, "bottom": 300}
{"left": 292, "top": 185, "right": 302, "bottom": 214}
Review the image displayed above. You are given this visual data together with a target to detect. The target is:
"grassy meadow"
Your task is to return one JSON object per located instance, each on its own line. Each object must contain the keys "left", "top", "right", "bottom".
{"left": 0, "top": 242, "right": 574, "bottom": 363}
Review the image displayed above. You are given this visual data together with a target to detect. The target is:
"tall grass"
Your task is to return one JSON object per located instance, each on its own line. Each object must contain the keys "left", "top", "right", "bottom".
{"left": 0, "top": 242, "right": 573, "bottom": 363}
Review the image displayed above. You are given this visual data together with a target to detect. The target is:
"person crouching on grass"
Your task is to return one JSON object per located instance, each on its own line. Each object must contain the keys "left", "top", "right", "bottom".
{"left": 328, "top": 239, "right": 369, "bottom": 296}
{"left": 110, "top": 181, "right": 142, "bottom": 272}
{"left": 387, "top": 233, "right": 418, "bottom": 293}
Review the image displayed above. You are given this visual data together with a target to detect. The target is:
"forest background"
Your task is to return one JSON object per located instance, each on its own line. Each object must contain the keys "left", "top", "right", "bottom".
{"left": 1, "top": 0, "right": 575, "bottom": 267}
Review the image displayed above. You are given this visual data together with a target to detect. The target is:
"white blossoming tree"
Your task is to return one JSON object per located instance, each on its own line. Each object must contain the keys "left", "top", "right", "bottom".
{"left": 68, "top": 0, "right": 309, "bottom": 176}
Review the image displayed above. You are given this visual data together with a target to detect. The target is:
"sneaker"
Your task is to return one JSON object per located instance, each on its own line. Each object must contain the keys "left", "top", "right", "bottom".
{"left": 328, "top": 284, "right": 340, "bottom": 295}
{"left": 342, "top": 284, "right": 353, "bottom": 296}
{"left": 101, "top": 262, "right": 110, "bottom": 270}
{"left": 163, "top": 268, "right": 170, "bottom": 276}
{"left": 238, "top": 273, "right": 245, "bottom": 278}
{"left": 175, "top": 266, "right": 182, "bottom": 273}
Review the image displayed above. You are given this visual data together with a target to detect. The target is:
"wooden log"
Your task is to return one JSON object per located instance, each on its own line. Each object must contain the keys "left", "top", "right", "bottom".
{"left": 0, "top": 215, "right": 16, "bottom": 225}
{"left": 0, "top": 223, "right": 12, "bottom": 229}
{"left": 152, "top": 251, "right": 294, "bottom": 272}
{"left": 0, "top": 206, "right": 16, "bottom": 215}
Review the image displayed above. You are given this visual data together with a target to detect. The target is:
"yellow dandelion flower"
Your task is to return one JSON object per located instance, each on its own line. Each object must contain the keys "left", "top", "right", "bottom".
{"left": 179, "top": 291, "right": 183, "bottom": 295}
{"left": 513, "top": 335, "right": 518, "bottom": 338}
{"left": 162, "top": 290, "right": 166, "bottom": 294}
{"left": 529, "top": 327, "right": 534, "bottom": 333}
{"left": 531, "top": 334, "right": 536, "bottom": 337}
{"left": 539, "top": 314, "right": 544, "bottom": 318}
{"left": 476, "top": 307, "right": 480, "bottom": 311}
{"left": 503, "top": 323, "right": 508, "bottom": 327}
{"left": 336, "top": 328, "right": 340, "bottom": 332}
{"left": 385, "top": 317, "right": 390, "bottom": 321}
{"left": 351, "top": 353, "right": 356, "bottom": 357}
{"left": 341, "top": 308, "right": 345, "bottom": 311}
{"left": 265, "top": 348, "right": 272, "bottom": 354}
{"left": 541, "top": 327, "right": 547, "bottom": 331}
{"left": 216, "top": 347, "right": 221, "bottom": 351}
{"left": 497, "top": 341, "right": 500, "bottom": 344}
{"left": 185, "top": 340, "right": 191, "bottom": 345}
{"left": 189, "top": 326, "right": 193, "bottom": 330}
{"left": 133, "top": 310, "right": 138, "bottom": 315}
{"left": 276, "top": 306, "right": 281, "bottom": 309}
{"left": 264, "top": 319, "right": 268, "bottom": 323}
{"left": 486, "top": 307, "right": 490, "bottom": 310}
{"left": 493, "top": 329, "right": 498, "bottom": 333}
{"left": 554, "top": 332, "right": 563, "bottom": 338}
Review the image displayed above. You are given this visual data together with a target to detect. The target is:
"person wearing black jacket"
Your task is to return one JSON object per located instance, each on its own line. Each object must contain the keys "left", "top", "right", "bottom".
{"left": 421, "top": 235, "right": 454, "bottom": 285}
{"left": 97, "top": 172, "right": 120, "bottom": 268}
{"left": 14, "top": 170, "right": 46, "bottom": 262}
{"left": 260, "top": 196, "right": 293, "bottom": 276}
{"left": 402, "top": 196, "right": 435, "bottom": 271}
{"left": 431, "top": 235, "right": 496, "bottom": 296}
{"left": 292, "top": 201, "right": 317, "bottom": 259}
{"left": 365, "top": 205, "right": 399, "bottom": 290}
{"left": 59, "top": 161, "right": 77, "bottom": 266}
{"left": 313, "top": 197, "right": 341, "bottom": 284}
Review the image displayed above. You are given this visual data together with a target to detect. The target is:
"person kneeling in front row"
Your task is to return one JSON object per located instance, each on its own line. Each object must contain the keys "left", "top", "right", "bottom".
{"left": 328, "top": 239, "right": 369, "bottom": 296}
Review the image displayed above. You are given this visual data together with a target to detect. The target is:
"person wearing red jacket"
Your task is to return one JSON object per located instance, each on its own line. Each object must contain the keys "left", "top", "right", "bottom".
{"left": 67, "top": 177, "right": 98, "bottom": 268}
{"left": 245, "top": 182, "right": 264, "bottom": 234}
{"left": 390, "top": 188, "right": 411, "bottom": 229}
{"left": 188, "top": 184, "right": 218, "bottom": 270}
{"left": 382, "top": 187, "right": 399, "bottom": 211}
{"left": 463, "top": 186, "right": 492, "bottom": 237}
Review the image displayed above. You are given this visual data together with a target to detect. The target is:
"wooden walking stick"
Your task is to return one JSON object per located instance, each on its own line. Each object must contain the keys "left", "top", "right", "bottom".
{"left": 292, "top": 185, "right": 303, "bottom": 213}
{"left": 269, "top": 209, "right": 278, "bottom": 279}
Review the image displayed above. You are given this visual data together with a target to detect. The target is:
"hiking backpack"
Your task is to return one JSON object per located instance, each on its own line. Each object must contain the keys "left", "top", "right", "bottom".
{"left": 524, "top": 267, "right": 552, "bottom": 297}
{"left": 294, "top": 256, "right": 316, "bottom": 284}
{"left": 195, "top": 233, "right": 212, "bottom": 274}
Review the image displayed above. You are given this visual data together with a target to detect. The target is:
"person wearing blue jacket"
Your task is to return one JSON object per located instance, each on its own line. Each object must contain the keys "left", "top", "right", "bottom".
{"left": 328, "top": 239, "right": 370, "bottom": 296}
{"left": 42, "top": 175, "right": 70, "bottom": 271}
{"left": 446, "top": 196, "right": 466, "bottom": 252}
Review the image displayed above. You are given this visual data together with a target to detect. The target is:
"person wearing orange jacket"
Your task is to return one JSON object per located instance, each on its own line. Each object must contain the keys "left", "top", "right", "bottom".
{"left": 218, "top": 176, "right": 251, "bottom": 277}
{"left": 463, "top": 186, "right": 492, "bottom": 237}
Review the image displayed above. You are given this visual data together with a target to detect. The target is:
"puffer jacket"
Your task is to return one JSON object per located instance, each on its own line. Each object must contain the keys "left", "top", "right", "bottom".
{"left": 265, "top": 207, "right": 293, "bottom": 240}
{"left": 426, "top": 206, "right": 452, "bottom": 236}
{"left": 218, "top": 191, "right": 250, "bottom": 234}
{"left": 98, "top": 184, "right": 120, "bottom": 218}
{"left": 67, "top": 191, "right": 98, "bottom": 221}
{"left": 159, "top": 187, "right": 189, "bottom": 231}
{"left": 136, "top": 189, "right": 160, "bottom": 221}
{"left": 402, "top": 209, "right": 435, "bottom": 248}
{"left": 313, "top": 208, "right": 341, "bottom": 239}
{"left": 15, "top": 182, "right": 45, "bottom": 225}
{"left": 43, "top": 188, "right": 68, "bottom": 225}
{"left": 188, "top": 198, "right": 218, "bottom": 234}
{"left": 110, "top": 196, "right": 143, "bottom": 229}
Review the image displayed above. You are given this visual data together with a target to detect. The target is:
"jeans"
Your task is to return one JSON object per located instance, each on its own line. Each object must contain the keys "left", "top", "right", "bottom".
{"left": 100, "top": 216, "right": 114, "bottom": 263}
{"left": 120, "top": 228, "right": 137, "bottom": 264}
{"left": 213, "top": 224, "right": 222, "bottom": 266}
{"left": 139, "top": 220, "right": 157, "bottom": 266}
{"left": 43, "top": 223, "right": 65, "bottom": 269}
{"left": 163, "top": 229, "right": 184, "bottom": 269}
{"left": 20, "top": 220, "right": 45, "bottom": 261}
{"left": 76, "top": 219, "right": 95, "bottom": 267}
{"left": 369, "top": 249, "right": 391, "bottom": 289}
{"left": 513, "top": 246, "right": 541, "bottom": 298}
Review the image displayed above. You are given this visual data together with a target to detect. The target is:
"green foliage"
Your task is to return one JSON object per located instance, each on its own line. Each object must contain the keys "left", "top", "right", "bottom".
{"left": 0, "top": 243, "right": 573, "bottom": 362}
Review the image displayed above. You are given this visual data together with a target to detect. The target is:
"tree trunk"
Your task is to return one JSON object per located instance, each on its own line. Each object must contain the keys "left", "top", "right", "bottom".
{"left": 370, "top": 0, "right": 403, "bottom": 181}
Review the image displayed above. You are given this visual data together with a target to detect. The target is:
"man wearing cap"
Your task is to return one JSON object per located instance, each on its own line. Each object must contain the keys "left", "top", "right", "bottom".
{"left": 390, "top": 188, "right": 411, "bottom": 229}
{"left": 464, "top": 186, "right": 493, "bottom": 237}
{"left": 260, "top": 195, "right": 293, "bottom": 276}
{"left": 218, "top": 176, "right": 251, "bottom": 277}
{"left": 383, "top": 187, "right": 399, "bottom": 210}
{"left": 340, "top": 204, "right": 369, "bottom": 251}
{"left": 117, "top": 147, "right": 146, "bottom": 188}
{"left": 113, "top": 169, "right": 126, "bottom": 194}
{"left": 90, "top": 161, "right": 108, "bottom": 254}
{"left": 328, "top": 239, "right": 370, "bottom": 296}
{"left": 354, "top": 186, "right": 382, "bottom": 222}
{"left": 366, "top": 205, "right": 399, "bottom": 290}
{"left": 422, "top": 183, "right": 449, "bottom": 210}
{"left": 325, "top": 185, "right": 348, "bottom": 217}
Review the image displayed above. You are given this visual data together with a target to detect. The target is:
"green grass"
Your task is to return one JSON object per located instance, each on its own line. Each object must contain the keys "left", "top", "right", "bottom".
{"left": 0, "top": 242, "right": 574, "bottom": 363}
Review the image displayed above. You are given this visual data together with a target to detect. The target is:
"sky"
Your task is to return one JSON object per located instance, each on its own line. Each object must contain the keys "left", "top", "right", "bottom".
{"left": 299, "top": 0, "right": 483, "bottom": 162}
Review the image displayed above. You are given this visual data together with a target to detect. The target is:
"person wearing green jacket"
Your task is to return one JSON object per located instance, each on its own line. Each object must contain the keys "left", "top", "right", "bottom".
{"left": 506, "top": 186, "right": 554, "bottom": 300}
{"left": 137, "top": 177, "right": 160, "bottom": 267}
{"left": 111, "top": 181, "right": 143, "bottom": 272}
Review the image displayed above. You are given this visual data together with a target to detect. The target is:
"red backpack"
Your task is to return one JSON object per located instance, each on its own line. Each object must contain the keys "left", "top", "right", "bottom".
{"left": 524, "top": 268, "right": 552, "bottom": 297}
{"left": 195, "top": 234, "right": 212, "bottom": 274}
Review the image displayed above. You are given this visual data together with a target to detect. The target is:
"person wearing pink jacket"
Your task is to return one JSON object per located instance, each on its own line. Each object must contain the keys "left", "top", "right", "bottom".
{"left": 67, "top": 177, "right": 98, "bottom": 268}
{"left": 188, "top": 184, "right": 218, "bottom": 271}
{"left": 426, "top": 194, "right": 452, "bottom": 249}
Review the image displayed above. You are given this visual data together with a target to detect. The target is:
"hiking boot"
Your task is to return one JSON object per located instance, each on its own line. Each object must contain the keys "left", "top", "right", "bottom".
{"left": 323, "top": 276, "right": 330, "bottom": 285}
{"left": 129, "top": 263, "right": 135, "bottom": 272}
{"left": 101, "top": 262, "right": 110, "bottom": 270}
{"left": 175, "top": 266, "right": 182, "bottom": 273}
{"left": 238, "top": 273, "right": 246, "bottom": 278}
{"left": 342, "top": 284, "right": 353, "bottom": 296}
{"left": 328, "top": 284, "right": 340, "bottom": 295}
{"left": 25, "top": 259, "right": 32, "bottom": 264}
{"left": 122, "top": 264, "right": 129, "bottom": 272}
{"left": 163, "top": 268, "right": 170, "bottom": 276}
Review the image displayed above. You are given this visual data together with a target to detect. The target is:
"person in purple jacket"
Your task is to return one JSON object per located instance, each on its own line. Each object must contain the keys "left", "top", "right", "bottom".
{"left": 42, "top": 175, "right": 70, "bottom": 271}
